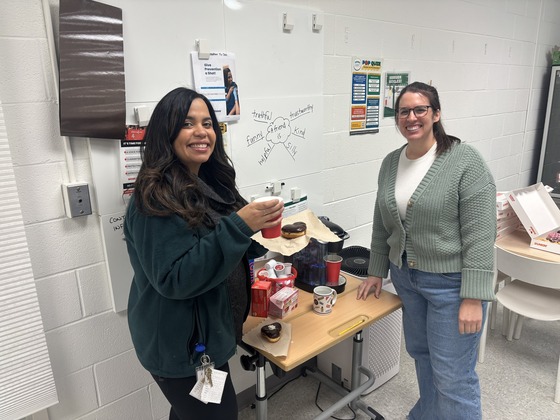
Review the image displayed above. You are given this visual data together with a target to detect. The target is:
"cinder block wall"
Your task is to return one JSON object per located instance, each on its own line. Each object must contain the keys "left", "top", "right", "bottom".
{"left": 1, "top": 0, "right": 559, "bottom": 419}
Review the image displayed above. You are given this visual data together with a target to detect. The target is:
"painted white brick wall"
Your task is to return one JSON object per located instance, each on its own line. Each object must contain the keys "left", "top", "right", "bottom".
{"left": 1, "top": 0, "right": 559, "bottom": 418}
{"left": 94, "top": 350, "right": 153, "bottom": 406}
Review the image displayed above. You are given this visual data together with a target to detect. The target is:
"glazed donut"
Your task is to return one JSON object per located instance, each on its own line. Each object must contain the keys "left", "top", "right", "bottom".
{"left": 261, "top": 322, "right": 282, "bottom": 343}
{"left": 281, "top": 222, "right": 307, "bottom": 239}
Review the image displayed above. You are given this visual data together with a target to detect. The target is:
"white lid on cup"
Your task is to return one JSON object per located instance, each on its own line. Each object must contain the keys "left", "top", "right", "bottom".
{"left": 253, "top": 196, "right": 284, "bottom": 204}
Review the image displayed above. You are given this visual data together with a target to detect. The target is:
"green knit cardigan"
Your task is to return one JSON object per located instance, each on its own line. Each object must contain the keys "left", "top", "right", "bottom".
{"left": 369, "top": 142, "right": 497, "bottom": 301}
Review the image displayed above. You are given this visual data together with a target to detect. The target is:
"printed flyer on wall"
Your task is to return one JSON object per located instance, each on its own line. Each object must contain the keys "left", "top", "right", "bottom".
{"left": 384, "top": 72, "right": 410, "bottom": 118}
{"left": 349, "top": 57, "right": 382, "bottom": 135}
{"left": 120, "top": 126, "right": 145, "bottom": 200}
{"left": 191, "top": 51, "right": 240, "bottom": 123}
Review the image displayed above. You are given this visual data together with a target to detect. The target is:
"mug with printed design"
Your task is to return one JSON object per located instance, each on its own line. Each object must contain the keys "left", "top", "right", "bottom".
{"left": 312, "top": 286, "right": 337, "bottom": 315}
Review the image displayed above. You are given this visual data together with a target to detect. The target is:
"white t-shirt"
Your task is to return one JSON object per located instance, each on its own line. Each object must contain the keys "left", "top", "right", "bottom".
{"left": 395, "top": 142, "right": 438, "bottom": 221}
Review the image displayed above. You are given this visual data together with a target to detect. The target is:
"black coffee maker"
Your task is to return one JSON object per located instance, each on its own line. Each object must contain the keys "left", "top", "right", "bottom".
{"left": 287, "top": 216, "right": 349, "bottom": 292}
{"left": 318, "top": 216, "right": 349, "bottom": 254}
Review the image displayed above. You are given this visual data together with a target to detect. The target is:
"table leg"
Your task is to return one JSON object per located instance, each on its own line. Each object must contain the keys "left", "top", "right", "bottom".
{"left": 255, "top": 353, "right": 267, "bottom": 420}
{"left": 350, "top": 331, "right": 363, "bottom": 410}
{"left": 304, "top": 331, "right": 384, "bottom": 419}
{"left": 239, "top": 342, "right": 268, "bottom": 420}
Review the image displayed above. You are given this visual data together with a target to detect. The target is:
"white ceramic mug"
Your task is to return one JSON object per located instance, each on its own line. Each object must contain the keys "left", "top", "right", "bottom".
{"left": 313, "top": 286, "right": 337, "bottom": 315}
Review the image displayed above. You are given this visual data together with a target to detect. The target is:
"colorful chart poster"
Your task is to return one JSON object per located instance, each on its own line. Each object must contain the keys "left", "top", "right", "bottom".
{"left": 384, "top": 72, "right": 410, "bottom": 118}
{"left": 191, "top": 51, "right": 240, "bottom": 123}
{"left": 120, "top": 126, "right": 145, "bottom": 199}
{"left": 350, "top": 57, "right": 382, "bottom": 135}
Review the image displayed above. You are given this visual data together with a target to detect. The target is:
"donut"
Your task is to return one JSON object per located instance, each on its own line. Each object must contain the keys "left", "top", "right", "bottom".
{"left": 546, "top": 231, "right": 560, "bottom": 243}
{"left": 261, "top": 322, "right": 282, "bottom": 343}
{"left": 281, "top": 222, "right": 307, "bottom": 239}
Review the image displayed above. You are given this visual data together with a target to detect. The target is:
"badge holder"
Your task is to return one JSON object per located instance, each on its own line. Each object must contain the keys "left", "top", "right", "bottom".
{"left": 189, "top": 344, "right": 228, "bottom": 404}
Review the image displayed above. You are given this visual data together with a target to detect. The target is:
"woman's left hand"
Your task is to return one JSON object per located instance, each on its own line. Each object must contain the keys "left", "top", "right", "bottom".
{"left": 458, "top": 298, "right": 483, "bottom": 334}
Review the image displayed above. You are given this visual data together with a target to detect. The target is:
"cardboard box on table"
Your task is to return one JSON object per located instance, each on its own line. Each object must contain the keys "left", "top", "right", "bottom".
{"left": 507, "top": 183, "right": 560, "bottom": 255}
{"left": 268, "top": 287, "right": 298, "bottom": 319}
{"left": 496, "top": 191, "right": 511, "bottom": 211}
{"left": 496, "top": 213, "right": 520, "bottom": 231}
{"left": 251, "top": 281, "right": 272, "bottom": 317}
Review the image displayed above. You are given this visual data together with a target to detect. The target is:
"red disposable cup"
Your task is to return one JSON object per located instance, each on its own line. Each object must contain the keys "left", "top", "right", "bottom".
{"left": 324, "top": 255, "right": 343, "bottom": 286}
{"left": 254, "top": 196, "right": 283, "bottom": 238}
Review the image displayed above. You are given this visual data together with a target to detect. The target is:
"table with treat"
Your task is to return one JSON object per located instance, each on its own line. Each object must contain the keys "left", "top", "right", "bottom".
{"left": 241, "top": 273, "right": 402, "bottom": 420}
{"left": 496, "top": 229, "right": 560, "bottom": 263}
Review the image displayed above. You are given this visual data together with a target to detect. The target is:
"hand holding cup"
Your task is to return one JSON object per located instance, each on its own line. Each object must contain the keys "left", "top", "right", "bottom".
{"left": 237, "top": 197, "right": 284, "bottom": 234}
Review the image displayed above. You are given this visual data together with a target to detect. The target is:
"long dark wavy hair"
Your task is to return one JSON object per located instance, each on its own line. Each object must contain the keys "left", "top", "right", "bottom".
{"left": 133, "top": 87, "right": 246, "bottom": 227}
{"left": 394, "top": 81, "right": 460, "bottom": 155}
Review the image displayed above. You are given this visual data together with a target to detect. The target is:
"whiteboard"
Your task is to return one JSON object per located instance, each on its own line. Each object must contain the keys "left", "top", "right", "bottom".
{"left": 230, "top": 96, "right": 323, "bottom": 187}
{"left": 88, "top": 0, "right": 323, "bottom": 312}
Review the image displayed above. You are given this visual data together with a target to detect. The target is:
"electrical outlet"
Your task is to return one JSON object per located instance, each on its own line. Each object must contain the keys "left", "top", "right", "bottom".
{"left": 62, "top": 183, "right": 92, "bottom": 218}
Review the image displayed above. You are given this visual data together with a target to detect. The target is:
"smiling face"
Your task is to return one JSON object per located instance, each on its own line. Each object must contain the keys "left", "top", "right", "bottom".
{"left": 397, "top": 92, "right": 440, "bottom": 146}
{"left": 172, "top": 98, "right": 216, "bottom": 174}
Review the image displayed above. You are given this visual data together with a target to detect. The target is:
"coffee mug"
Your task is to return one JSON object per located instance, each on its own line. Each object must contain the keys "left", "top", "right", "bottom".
{"left": 313, "top": 286, "right": 337, "bottom": 315}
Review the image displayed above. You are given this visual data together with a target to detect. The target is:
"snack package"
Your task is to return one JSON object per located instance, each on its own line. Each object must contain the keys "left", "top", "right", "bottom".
{"left": 251, "top": 281, "right": 272, "bottom": 317}
{"left": 268, "top": 287, "right": 298, "bottom": 319}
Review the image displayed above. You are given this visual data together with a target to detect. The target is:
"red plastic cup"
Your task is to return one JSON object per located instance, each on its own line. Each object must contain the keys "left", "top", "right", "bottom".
{"left": 324, "top": 255, "right": 343, "bottom": 286}
{"left": 254, "top": 196, "right": 283, "bottom": 238}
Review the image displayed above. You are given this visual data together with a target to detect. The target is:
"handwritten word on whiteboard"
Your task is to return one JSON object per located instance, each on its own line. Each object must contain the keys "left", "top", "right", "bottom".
{"left": 100, "top": 212, "right": 133, "bottom": 312}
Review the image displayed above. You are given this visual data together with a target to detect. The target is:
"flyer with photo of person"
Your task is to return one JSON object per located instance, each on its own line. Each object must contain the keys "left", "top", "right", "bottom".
{"left": 191, "top": 51, "right": 240, "bottom": 122}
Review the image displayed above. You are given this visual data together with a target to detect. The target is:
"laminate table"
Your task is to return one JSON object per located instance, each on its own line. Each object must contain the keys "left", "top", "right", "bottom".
{"left": 241, "top": 274, "right": 402, "bottom": 420}
{"left": 496, "top": 229, "right": 560, "bottom": 263}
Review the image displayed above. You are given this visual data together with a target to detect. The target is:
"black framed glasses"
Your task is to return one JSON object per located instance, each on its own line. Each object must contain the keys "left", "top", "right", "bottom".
{"left": 397, "top": 105, "right": 433, "bottom": 119}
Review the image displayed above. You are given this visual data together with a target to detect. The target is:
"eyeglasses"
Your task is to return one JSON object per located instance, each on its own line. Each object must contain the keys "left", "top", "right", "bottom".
{"left": 397, "top": 105, "right": 433, "bottom": 119}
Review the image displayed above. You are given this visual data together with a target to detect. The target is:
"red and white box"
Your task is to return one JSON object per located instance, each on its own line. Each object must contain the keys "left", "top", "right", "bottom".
{"left": 496, "top": 208, "right": 517, "bottom": 220}
{"left": 251, "top": 281, "right": 272, "bottom": 317}
{"left": 268, "top": 287, "right": 299, "bottom": 319}
{"left": 496, "top": 224, "right": 519, "bottom": 240}
{"left": 507, "top": 183, "right": 560, "bottom": 255}
{"left": 496, "top": 205, "right": 521, "bottom": 239}
{"left": 496, "top": 213, "right": 520, "bottom": 231}
{"left": 496, "top": 191, "right": 511, "bottom": 211}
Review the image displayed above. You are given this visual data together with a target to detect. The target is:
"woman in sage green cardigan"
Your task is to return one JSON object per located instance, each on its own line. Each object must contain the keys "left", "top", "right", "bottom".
{"left": 357, "top": 82, "right": 496, "bottom": 420}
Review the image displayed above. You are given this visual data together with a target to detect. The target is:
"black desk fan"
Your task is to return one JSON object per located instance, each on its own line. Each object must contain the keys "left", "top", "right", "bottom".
{"left": 339, "top": 246, "right": 370, "bottom": 278}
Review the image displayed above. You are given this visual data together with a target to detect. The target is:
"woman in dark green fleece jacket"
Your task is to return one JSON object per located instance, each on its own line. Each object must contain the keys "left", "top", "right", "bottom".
{"left": 124, "top": 88, "right": 283, "bottom": 419}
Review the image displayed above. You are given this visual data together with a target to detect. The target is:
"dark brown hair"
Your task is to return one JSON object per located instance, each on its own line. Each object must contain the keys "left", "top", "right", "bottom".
{"left": 133, "top": 87, "right": 245, "bottom": 227}
{"left": 394, "top": 81, "right": 460, "bottom": 154}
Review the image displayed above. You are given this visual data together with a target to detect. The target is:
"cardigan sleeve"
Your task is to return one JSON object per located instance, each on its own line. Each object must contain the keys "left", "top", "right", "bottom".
{"left": 125, "top": 201, "right": 256, "bottom": 300}
{"left": 368, "top": 156, "right": 393, "bottom": 279}
{"left": 368, "top": 198, "right": 392, "bottom": 278}
{"left": 458, "top": 146, "right": 497, "bottom": 300}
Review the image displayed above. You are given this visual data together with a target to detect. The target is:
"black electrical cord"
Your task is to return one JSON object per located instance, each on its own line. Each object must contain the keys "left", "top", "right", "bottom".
{"left": 250, "top": 374, "right": 304, "bottom": 410}
{"left": 314, "top": 382, "right": 357, "bottom": 420}
{"left": 267, "top": 374, "right": 303, "bottom": 400}
{"left": 250, "top": 373, "right": 357, "bottom": 419}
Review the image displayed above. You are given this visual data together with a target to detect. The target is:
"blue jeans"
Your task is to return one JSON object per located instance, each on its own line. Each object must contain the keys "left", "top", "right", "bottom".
{"left": 390, "top": 260, "right": 486, "bottom": 420}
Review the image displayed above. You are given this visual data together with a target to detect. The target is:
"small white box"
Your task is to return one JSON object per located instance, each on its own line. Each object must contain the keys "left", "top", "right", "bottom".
{"left": 507, "top": 183, "right": 560, "bottom": 255}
